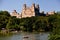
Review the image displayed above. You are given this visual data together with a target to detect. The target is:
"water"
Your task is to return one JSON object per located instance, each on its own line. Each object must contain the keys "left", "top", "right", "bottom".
{"left": 0, "top": 32, "right": 49, "bottom": 40}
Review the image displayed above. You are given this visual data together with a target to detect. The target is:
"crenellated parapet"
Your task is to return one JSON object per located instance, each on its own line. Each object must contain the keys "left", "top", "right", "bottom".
{"left": 10, "top": 3, "right": 55, "bottom": 18}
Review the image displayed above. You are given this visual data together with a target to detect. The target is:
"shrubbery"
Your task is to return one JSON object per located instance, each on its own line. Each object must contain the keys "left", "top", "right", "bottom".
{"left": 0, "top": 11, "right": 60, "bottom": 40}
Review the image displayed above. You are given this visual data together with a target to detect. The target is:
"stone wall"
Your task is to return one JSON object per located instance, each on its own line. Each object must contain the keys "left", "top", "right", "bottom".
{"left": 10, "top": 4, "right": 55, "bottom": 18}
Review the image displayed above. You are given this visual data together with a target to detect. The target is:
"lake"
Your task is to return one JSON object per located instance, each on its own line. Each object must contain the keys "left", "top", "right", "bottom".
{"left": 0, "top": 32, "right": 49, "bottom": 40}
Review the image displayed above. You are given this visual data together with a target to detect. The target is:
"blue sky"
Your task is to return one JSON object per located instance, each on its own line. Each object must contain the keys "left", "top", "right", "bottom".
{"left": 0, "top": 0, "right": 60, "bottom": 13}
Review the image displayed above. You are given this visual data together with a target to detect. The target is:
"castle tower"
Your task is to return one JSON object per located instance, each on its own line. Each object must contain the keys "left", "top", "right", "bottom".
{"left": 21, "top": 3, "right": 40, "bottom": 18}
{"left": 23, "top": 4, "right": 26, "bottom": 10}
{"left": 36, "top": 4, "right": 39, "bottom": 9}
{"left": 22, "top": 4, "right": 26, "bottom": 17}
{"left": 31, "top": 3, "right": 35, "bottom": 12}
{"left": 12, "top": 10, "right": 17, "bottom": 14}
{"left": 35, "top": 4, "right": 40, "bottom": 11}
{"left": 30, "top": 3, "right": 35, "bottom": 16}
{"left": 35, "top": 4, "right": 40, "bottom": 16}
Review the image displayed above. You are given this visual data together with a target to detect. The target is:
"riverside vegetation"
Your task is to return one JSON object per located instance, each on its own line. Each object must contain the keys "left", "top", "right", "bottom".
{"left": 0, "top": 11, "right": 60, "bottom": 40}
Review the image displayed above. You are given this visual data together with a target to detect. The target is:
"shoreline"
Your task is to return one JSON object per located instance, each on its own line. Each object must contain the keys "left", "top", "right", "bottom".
{"left": 0, "top": 29, "right": 50, "bottom": 35}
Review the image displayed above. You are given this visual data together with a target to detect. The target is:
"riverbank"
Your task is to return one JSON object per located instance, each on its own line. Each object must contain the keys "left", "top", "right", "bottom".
{"left": 0, "top": 32, "right": 49, "bottom": 40}
{"left": 0, "top": 29, "right": 50, "bottom": 36}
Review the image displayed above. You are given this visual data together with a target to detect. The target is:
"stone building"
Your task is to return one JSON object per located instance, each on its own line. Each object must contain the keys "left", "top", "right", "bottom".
{"left": 11, "top": 3, "right": 40, "bottom": 18}
{"left": 46, "top": 11, "right": 55, "bottom": 16}
{"left": 10, "top": 3, "right": 55, "bottom": 18}
{"left": 10, "top": 10, "right": 21, "bottom": 18}
{"left": 21, "top": 3, "right": 40, "bottom": 18}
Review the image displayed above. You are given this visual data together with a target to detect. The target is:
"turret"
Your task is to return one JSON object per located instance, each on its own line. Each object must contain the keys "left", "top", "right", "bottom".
{"left": 32, "top": 3, "right": 35, "bottom": 7}
{"left": 31, "top": 3, "right": 35, "bottom": 12}
{"left": 23, "top": 4, "right": 26, "bottom": 10}
{"left": 13, "top": 10, "right": 16, "bottom": 12}
{"left": 36, "top": 4, "right": 39, "bottom": 9}
{"left": 13, "top": 10, "right": 17, "bottom": 13}
{"left": 35, "top": 4, "right": 40, "bottom": 12}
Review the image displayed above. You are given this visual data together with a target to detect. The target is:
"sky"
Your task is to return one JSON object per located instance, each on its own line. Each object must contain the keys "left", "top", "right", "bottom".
{"left": 0, "top": 0, "right": 60, "bottom": 13}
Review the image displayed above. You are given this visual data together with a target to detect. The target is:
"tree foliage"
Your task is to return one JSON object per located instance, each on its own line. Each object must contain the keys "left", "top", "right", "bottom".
{"left": 0, "top": 11, "right": 60, "bottom": 40}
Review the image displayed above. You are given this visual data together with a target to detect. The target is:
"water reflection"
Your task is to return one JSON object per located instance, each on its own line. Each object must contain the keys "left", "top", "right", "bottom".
{"left": 0, "top": 32, "right": 49, "bottom": 40}
{"left": 22, "top": 34, "right": 35, "bottom": 40}
{"left": 22, "top": 32, "right": 49, "bottom": 40}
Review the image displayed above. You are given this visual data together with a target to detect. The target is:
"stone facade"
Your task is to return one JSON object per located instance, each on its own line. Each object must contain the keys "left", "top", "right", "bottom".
{"left": 11, "top": 3, "right": 40, "bottom": 18}
{"left": 47, "top": 11, "right": 55, "bottom": 15}
{"left": 10, "top": 10, "right": 21, "bottom": 18}
{"left": 46, "top": 11, "right": 55, "bottom": 16}
{"left": 10, "top": 3, "right": 55, "bottom": 18}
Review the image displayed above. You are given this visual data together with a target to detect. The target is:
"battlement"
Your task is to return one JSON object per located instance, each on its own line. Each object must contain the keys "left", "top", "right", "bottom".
{"left": 21, "top": 3, "right": 40, "bottom": 18}
{"left": 10, "top": 3, "right": 55, "bottom": 18}
{"left": 23, "top": 3, "right": 39, "bottom": 11}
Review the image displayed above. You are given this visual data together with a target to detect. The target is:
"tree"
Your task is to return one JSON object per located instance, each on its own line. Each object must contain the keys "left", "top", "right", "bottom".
{"left": 0, "top": 11, "right": 10, "bottom": 29}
